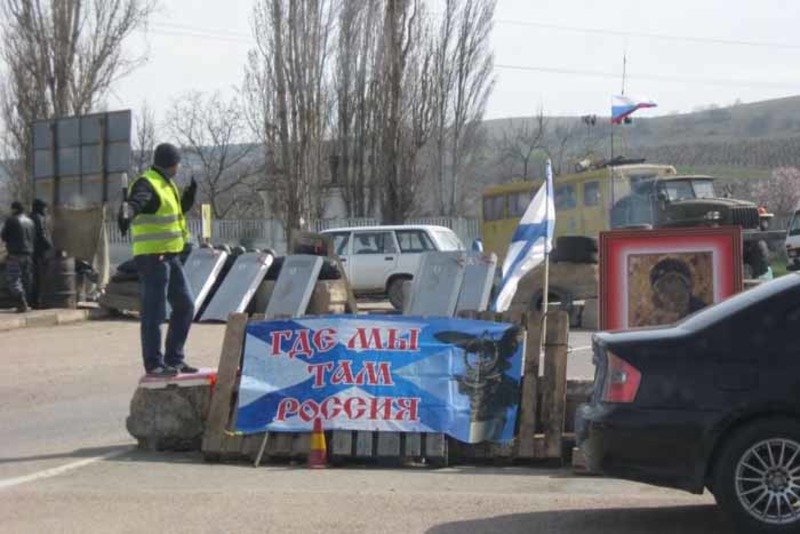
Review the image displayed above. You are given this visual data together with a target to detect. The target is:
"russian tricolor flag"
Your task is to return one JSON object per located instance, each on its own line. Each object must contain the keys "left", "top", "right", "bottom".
{"left": 611, "top": 95, "right": 657, "bottom": 124}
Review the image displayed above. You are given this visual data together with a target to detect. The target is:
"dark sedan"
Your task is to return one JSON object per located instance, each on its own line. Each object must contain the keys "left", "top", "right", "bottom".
{"left": 577, "top": 273, "right": 800, "bottom": 534}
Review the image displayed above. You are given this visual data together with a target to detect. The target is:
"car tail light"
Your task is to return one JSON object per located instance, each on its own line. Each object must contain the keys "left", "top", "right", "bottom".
{"left": 602, "top": 352, "right": 641, "bottom": 403}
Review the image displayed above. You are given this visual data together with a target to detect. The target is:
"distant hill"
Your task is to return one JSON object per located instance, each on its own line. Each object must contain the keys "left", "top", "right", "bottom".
{"left": 482, "top": 95, "right": 800, "bottom": 181}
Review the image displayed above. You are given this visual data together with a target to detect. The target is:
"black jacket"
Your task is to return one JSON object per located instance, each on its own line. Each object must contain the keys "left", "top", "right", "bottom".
{"left": 31, "top": 211, "right": 52, "bottom": 258}
{"left": 1, "top": 213, "right": 36, "bottom": 256}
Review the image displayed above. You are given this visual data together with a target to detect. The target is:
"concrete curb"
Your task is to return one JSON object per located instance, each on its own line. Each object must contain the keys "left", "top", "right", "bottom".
{"left": 0, "top": 307, "right": 107, "bottom": 332}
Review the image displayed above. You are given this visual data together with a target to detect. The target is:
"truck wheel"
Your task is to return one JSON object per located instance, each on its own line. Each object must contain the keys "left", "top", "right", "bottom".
{"left": 553, "top": 236, "right": 598, "bottom": 264}
{"left": 387, "top": 276, "right": 411, "bottom": 311}
{"left": 712, "top": 417, "right": 800, "bottom": 533}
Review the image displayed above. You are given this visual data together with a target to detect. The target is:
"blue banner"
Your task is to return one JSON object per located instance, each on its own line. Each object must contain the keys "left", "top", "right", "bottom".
{"left": 235, "top": 316, "right": 524, "bottom": 444}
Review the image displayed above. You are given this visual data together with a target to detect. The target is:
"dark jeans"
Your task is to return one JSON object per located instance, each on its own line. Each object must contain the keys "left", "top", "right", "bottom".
{"left": 6, "top": 254, "right": 32, "bottom": 308}
{"left": 135, "top": 254, "right": 195, "bottom": 372}
{"left": 31, "top": 256, "right": 45, "bottom": 308}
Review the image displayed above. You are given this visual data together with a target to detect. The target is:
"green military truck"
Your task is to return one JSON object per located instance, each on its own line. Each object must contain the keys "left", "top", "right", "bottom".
{"left": 609, "top": 173, "right": 777, "bottom": 277}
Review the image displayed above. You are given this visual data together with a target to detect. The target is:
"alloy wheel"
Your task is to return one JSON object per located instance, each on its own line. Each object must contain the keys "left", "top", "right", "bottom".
{"left": 735, "top": 438, "right": 800, "bottom": 525}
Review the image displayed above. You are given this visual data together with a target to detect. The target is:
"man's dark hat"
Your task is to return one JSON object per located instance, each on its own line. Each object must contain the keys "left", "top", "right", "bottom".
{"left": 11, "top": 201, "right": 23, "bottom": 213}
{"left": 32, "top": 198, "right": 47, "bottom": 211}
{"left": 153, "top": 143, "right": 181, "bottom": 168}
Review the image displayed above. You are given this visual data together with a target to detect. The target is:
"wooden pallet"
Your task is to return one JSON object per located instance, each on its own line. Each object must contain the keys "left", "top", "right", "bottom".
{"left": 201, "top": 310, "right": 570, "bottom": 466}
{"left": 452, "top": 310, "right": 569, "bottom": 461}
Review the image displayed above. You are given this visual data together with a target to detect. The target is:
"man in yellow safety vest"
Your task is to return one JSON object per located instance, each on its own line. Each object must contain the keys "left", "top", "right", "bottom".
{"left": 118, "top": 143, "right": 198, "bottom": 377}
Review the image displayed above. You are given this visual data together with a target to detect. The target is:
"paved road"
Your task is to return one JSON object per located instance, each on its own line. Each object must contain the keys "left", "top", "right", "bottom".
{"left": 0, "top": 320, "right": 728, "bottom": 534}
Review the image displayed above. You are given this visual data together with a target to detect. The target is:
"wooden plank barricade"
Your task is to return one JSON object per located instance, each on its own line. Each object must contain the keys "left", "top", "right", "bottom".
{"left": 201, "top": 309, "right": 572, "bottom": 466}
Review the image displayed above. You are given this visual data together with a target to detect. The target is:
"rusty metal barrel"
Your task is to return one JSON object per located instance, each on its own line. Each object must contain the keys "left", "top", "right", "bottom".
{"left": 41, "top": 253, "right": 77, "bottom": 309}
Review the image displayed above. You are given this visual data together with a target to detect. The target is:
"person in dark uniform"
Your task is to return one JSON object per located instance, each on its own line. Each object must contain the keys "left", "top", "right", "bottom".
{"left": 118, "top": 143, "right": 198, "bottom": 377}
{"left": 30, "top": 198, "right": 53, "bottom": 308}
{"left": 1, "top": 202, "right": 36, "bottom": 312}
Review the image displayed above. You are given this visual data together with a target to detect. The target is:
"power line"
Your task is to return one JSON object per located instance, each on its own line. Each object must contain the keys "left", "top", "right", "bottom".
{"left": 495, "top": 63, "right": 800, "bottom": 89}
{"left": 495, "top": 19, "right": 800, "bottom": 50}
{"left": 144, "top": 18, "right": 800, "bottom": 52}
{"left": 139, "top": 20, "right": 800, "bottom": 90}
{"left": 146, "top": 24, "right": 254, "bottom": 45}
{"left": 151, "top": 21, "right": 251, "bottom": 39}
{"left": 145, "top": 16, "right": 800, "bottom": 51}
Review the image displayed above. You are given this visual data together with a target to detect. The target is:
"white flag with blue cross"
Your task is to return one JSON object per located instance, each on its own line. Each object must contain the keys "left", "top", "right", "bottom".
{"left": 492, "top": 159, "right": 556, "bottom": 313}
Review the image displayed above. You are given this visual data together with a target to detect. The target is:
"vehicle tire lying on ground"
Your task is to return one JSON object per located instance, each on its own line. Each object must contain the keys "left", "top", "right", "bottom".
{"left": 264, "top": 256, "right": 343, "bottom": 281}
{"left": 552, "top": 235, "right": 598, "bottom": 264}
{"left": 711, "top": 417, "right": 800, "bottom": 534}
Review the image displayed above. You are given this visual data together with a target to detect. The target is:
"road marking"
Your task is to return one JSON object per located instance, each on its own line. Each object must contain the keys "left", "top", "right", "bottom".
{"left": 569, "top": 345, "right": 592, "bottom": 353}
{"left": 0, "top": 447, "right": 130, "bottom": 491}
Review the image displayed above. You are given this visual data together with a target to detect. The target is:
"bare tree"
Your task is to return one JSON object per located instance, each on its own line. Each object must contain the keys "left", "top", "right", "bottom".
{"left": 378, "top": 0, "right": 426, "bottom": 224}
{"left": 547, "top": 120, "right": 580, "bottom": 177}
{"left": 397, "top": 13, "right": 436, "bottom": 218}
{"left": 431, "top": 0, "right": 455, "bottom": 215}
{"left": 430, "top": 0, "right": 495, "bottom": 216}
{"left": 447, "top": 0, "right": 495, "bottom": 215}
{"left": 167, "top": 91, "right": 261, "bottom": 219}
{"left": 246, "top": 0, "right": 335, "bottom": 238}
{"left": 332, "top": 0, "right": 382, "bottom": 218}
{"left": 495, "top": 113, "right": 546, "bottom": 181}
{"left": 0, "top": 0, "right": 154, "bottom": 204}
{"left": 131, "top": 102, "right": 155, "bottom": 175}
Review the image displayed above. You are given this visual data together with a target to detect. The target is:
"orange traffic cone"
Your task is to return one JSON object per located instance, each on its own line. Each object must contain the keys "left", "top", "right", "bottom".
{"left": 308, "top": 418, "right": 328, "bottom": 469}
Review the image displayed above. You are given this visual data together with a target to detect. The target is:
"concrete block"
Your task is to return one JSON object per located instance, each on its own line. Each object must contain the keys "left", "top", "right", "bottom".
{"left": 25, "top": 312, "right": 59, "bottom": 328}
{"left": 56, "top": 309, "right": 89, "bottom": 325}
{"left": 126, "top": 369, "right": 216, "bottom": 451}
{"left": 0, "top": 317, "right": 25, "bottom": 331}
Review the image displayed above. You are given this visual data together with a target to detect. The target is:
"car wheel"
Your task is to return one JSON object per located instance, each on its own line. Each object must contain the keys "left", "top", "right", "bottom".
{"left": 387, "top": 277, "right": 410, "bottom": 311}
{"left": 712, "top": 418, "right": 800, "bottom": 533}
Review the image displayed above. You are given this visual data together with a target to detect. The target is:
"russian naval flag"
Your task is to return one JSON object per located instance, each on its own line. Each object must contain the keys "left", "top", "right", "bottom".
{"left": 611, "top": 95, "right": 657, "bottom": 124}
{"left": 492, "top": 160, "right": 556, "bottom": 313}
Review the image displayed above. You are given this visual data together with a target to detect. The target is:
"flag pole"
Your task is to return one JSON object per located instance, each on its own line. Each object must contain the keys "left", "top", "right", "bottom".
{"left": 539, "top": 159, "right": 553, "bottom": 364}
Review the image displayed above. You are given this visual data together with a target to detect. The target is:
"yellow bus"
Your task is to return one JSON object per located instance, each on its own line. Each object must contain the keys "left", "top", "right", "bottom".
{"left": 481, "top": 163, "right": 678, "bottom": 263}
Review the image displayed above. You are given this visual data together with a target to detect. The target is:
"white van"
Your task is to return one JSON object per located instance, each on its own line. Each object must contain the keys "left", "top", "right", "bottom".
{"left": 320, "top": 225, "right": 464, "bottom": 309}
{"left": 786, "top": 209, "right": 800, "bottom": 271}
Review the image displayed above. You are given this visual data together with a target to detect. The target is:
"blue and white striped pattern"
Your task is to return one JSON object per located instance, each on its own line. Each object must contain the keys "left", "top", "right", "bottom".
{"left": 492, "top": 160, "right": 556, "bottom": 313}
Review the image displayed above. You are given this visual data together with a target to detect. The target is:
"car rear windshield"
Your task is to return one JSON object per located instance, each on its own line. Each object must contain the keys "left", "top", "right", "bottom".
{"left": 433, "top": 230, "right": 464, "bottom": 251}
{"left": 677, "top": 274, "right": 800, "bottom": 331}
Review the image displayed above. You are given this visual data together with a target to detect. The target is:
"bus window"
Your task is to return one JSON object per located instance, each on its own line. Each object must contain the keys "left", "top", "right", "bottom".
{"left": 583, "top": 181, "right": 600, "bottom": 206}
{"left": 508, "top": 190, "right": 532, "bottom": 217}
{"left": 555, "top": 184, "right": 577, "bottom": 210}
{"left": 483, "top": 195, "right": 506, "bottom": 221}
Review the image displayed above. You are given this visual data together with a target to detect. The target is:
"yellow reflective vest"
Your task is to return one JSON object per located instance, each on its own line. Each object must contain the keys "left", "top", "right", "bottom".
{"left": 130, "top": 169, "right": 190, "bottom": 256}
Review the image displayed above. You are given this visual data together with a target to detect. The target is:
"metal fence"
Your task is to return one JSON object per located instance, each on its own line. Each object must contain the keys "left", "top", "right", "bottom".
{"left": 106, "top": 216, "right": 481, "bottom": 259}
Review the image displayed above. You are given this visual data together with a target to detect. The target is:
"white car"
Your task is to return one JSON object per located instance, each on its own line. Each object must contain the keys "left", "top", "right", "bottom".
{"left": 320, "top": 225, "right": 464, "bottom": 309}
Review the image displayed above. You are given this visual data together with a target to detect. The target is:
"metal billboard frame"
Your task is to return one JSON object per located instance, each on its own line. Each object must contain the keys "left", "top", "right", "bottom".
{"left": 31, "top": 109, "right": 132, "bottom": 207}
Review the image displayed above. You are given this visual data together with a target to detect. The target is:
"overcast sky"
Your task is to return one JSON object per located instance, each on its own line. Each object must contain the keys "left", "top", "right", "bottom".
{"left": 110, "top": 0, "right": 800, "bottom": 127}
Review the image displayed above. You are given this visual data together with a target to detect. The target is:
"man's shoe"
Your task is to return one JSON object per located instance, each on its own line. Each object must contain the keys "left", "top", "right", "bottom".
{"left": 172, "top": 362, "right": 199, "bottom": 374}
{"left": 146, "top": 366, "right": 179, "bottom": 377}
